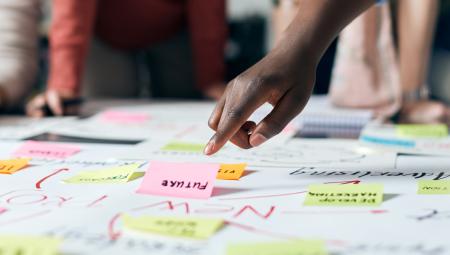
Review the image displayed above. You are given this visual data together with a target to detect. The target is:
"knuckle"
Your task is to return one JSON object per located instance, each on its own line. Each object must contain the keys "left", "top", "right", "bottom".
{"left": 226, "top": 107, "right": 244, "bottom": 120}
{"left": 208, "top": 117, "right": 218, "bottom": 130}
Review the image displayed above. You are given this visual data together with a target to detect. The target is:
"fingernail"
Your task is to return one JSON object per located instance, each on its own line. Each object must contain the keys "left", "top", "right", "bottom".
{"left": 250, "top": 133, "right": 268, "bottom": 147}
{"left": 204, "top": 140, "right": 215, "bottom": 155}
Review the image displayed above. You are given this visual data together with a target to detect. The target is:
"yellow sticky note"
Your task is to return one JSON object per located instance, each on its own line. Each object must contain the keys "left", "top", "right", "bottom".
{"left": 0, "top": 235, "right": 61, "bottom": 255}
{"left": 304, "top": 184, "right": 384, "bottom": 206}
{"left": 63, "top": 163, "right": 141, "bottom": 184}
{"left": 418, "top": 180, "right": 450, "bottom": 195}
{"left": 217, "top": 163, "right": 247, "bottom": 180}
{"left": 161, "top": 141, "right": 204, "bottom": 153}
{"left": 123, "top": 214, "right": 223, "bottom": 239}
{"left": 227, "top": 240, "right": 327, "bottom": 255}
{"left": 396, "top": 124, "right": 448, "bottom": 138}
{"left": 0, "top": 158, "right": 29, "bottom": 174}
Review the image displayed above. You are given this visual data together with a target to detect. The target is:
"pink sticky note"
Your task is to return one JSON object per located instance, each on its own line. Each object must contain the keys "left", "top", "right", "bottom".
{"left": 100, "top": 110, "right": 150, "bottom": 124}
{"left": 137, "top": 162, "right": 220, "bottom": 199}
{"left": 13, "top": 141, "right": 80, "bottom": 159}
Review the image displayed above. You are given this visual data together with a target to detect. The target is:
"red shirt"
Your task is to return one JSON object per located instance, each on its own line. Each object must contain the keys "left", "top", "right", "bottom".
{"left": 48, "top": 0, "right": 227, "bottom": 95}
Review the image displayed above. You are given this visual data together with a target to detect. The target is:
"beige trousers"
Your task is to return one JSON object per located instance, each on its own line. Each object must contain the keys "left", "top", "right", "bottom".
{"left": 81, "top": 32, "right": 200, "bottom": 100}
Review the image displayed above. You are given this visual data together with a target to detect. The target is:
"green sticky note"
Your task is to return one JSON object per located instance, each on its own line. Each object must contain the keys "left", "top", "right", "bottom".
{"left": 122, "top": 214, "right": 223, "bottom": 239}
{"left": 396, "top": 124, "right": 448, "bottom": 138}
{"left": 161, "top": 141, "right": 204, "bottom": 153}
{"left": 0, "top": 235, "right": 61, "bottom": 255}
{"left": 418, "top": 180, "right": 450, "bottom": 194}
{"left": 304, "top": 184, "right": 384, "bottom": 206}
{"left": 227, "top": 240, "right": 327, "bottom": 255}
{"left": 63, "top": 163, "right": 142, "bottom": 184}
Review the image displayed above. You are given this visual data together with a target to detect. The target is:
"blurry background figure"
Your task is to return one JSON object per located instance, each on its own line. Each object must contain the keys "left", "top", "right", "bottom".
{"left": 27, "top": 0, "right": 227, "bottom": 117}
{"left": 394, "top": 0, "right": 448, "bottom": 124}
{"left": 430, "top": 1, "right": 450, "bottom": 106}
{"left": 273, "top": 0, "right": 450, "bottom": 125}
{"left": 330, "top": 4, "right": 401, "bottom": 118}
{"left": 0, "top": 0, "right": 39, "bottom": 112}
{"left": 330, "top": 0, "right": 447, "bottom": 124}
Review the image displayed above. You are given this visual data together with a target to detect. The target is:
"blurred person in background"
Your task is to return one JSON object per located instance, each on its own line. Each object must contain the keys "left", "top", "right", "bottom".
{"left": 273, "top": 0, "right": 448, "bottom": 124}
{"left": 330, "top": 0, "right": 448, "bottom": 124}
{"left": 27, "top": 0, "right": 227, "bottom": 117}
{"left": 0, "top": 0, "right": 39, "bottom": 113}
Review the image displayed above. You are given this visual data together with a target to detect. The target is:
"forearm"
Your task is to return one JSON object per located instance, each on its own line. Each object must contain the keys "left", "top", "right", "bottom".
{"left": 275, "top": 0, "right": 375, "bottom": 65}
{"left": 187, "top": 0, "right": 227, "bottom": 91}
{"left": 48, "top": 0, "right": 98, "bottom": 96}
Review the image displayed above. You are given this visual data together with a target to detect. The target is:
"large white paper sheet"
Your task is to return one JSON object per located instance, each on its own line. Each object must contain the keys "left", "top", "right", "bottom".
{"left": 1, "top": 100, "right": 449, "bottom": 255}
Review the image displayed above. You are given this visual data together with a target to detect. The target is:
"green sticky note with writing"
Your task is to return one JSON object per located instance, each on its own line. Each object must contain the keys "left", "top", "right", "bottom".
{"left": 63, "top": 163, "right": 142, "bottom": 184}
{"left": 304, "top": 184, "right": 384, "bottom": 206}
{"left": 418, "top": 180, "right": 450, "bottom": 194}
{"left": 396, "top": 124, "right": 448, "bottom": 138}
{"left": 161, "top": 141, "right": 204, "bottom": 153}
{"left": 0, "top": 235, "right": 61, "bottom": 255}
{"left": 123, "top": 214, "right": 223, "bottom": 239}
{"left": 227, "top": 240, "right": 327, "bottom": 255}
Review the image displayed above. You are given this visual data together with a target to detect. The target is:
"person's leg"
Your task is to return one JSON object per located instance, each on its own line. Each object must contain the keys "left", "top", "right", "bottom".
{"left": 396, "top": 0, "right": 450, "bottom": 124}
{"left": 329, "top": 5, "right": 401, "bottom": 117}
{"left": 81, "top": 38, "right": 140, "bottom": 99}
{"left": 398, "top": 0, "right": 439, "bottom": 93}
{"left": 95, "top": 0, "right": 198, "bottom": 99}
{"left": 146, "top": 31, "right": 201, "bottom": 99}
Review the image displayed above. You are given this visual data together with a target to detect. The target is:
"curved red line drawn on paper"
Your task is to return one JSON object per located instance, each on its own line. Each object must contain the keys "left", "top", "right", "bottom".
{"left": 36, "top": 168, "right": 69, "bottom": 189}
{"left": 108, "top": 213, "right": 122, "bottom": 241}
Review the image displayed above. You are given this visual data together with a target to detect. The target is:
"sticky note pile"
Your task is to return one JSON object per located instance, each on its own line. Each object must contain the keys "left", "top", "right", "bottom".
{"left": 161, "top": 141, "right": 204, "bottom": 153}
{"left": 217, "top": 163, "right": 247, "bottom": 180}
{"left": 64, "top": 163, "right": 142, "bottom": 184}
{"left": 123, "top": 214, "right": 223, "bottom": 239}
{"left": 137, "top": 162, "right": 219, "bottom": 199}
{"left": 13, "top": 141, "right": 80, "bottom": 159}
{"left": 418, "top": 180, "right": 450, "bottom": 195}
{"left": 0, "top": 235, "right": 61, "bottom": 255}
{"left": 396, "top": 124, "right": 448, "bottom": 138}
{"left": 227, "top": 240, "right": 327, "bottom": 255}
{"left": 0, "top": 158, "right": 29, "bottom": 174}
{"left": 100, "top": 110, "right": 150, "bottom": 124}
{"left": 304, "top": 184, "right": 384, "bottom": 206}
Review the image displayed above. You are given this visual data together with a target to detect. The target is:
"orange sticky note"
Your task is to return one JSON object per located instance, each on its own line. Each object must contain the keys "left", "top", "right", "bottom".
{"left": 0, "top": 159, "right": 29, "bottom": 174}
{"left": 137, "top": 162, "right": 219, "bottom": 199}
{"left": 13, "top": 141, "right": 80, "bottom": 159}
{"left": 217, "top": 163, "right": 247, "bottom": 180}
